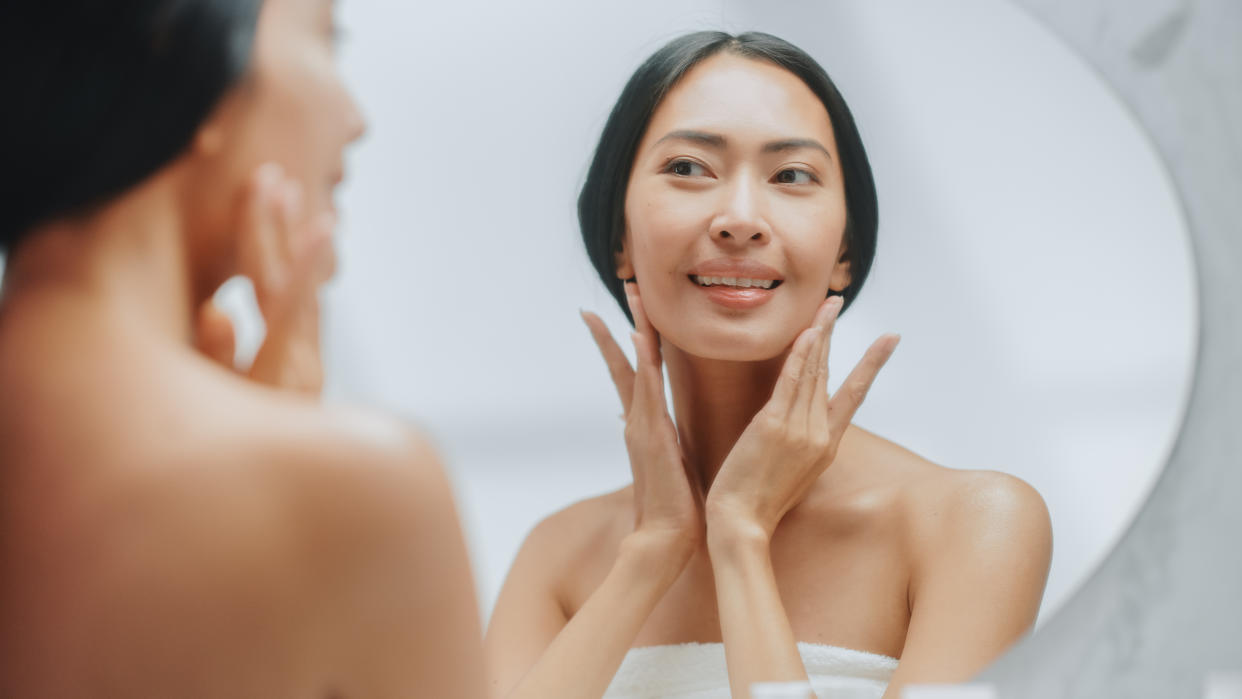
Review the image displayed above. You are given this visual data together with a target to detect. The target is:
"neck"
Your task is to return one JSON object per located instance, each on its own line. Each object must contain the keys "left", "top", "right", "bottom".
{"left": 1, "top": 173, "right": 212, "bottom": 346}
{"left": 664, "top": 341, "right": 789, "bottom": 492}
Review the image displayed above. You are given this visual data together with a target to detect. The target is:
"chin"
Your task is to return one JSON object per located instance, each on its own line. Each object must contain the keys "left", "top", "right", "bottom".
{"left": 664, "top": 323, "right": 796, "bottom": 363}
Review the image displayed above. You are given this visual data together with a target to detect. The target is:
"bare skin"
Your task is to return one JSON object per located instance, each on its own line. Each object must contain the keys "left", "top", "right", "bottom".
{"left": 485, "top": 52, "right": 1052, "bottom": 699}
{"left": 0, "top": 0, "right": 484, "bottom": 696}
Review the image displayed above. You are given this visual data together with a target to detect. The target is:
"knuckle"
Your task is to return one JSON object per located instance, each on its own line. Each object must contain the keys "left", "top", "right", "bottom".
{"left": 808, "top": 433, "right": 831, "bottom": 454}
{"left": 848, "top": 383, "right": 870, "bottom": 404}
{"left": 758, "top": 413, "right": 787, "bottom": 440}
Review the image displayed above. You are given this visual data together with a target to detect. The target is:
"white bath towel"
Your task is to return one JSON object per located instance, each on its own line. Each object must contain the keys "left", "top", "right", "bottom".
{"left": 603, "top": 641, "right": 898, "bottom": 698}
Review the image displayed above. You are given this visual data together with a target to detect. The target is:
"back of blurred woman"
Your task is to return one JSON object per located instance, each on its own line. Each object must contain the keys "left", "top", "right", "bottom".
{"left": 0, "top": 1, "right": 484, "bottom": 697}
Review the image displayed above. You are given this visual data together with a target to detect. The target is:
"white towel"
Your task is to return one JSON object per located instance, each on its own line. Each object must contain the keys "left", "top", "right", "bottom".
{"left": 604, "top": 641, "right": 898, "bottom": 699}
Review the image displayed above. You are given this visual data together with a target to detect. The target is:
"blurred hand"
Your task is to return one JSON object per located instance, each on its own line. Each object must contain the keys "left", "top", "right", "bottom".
{"left": 194, "top": 162, "right": 336, "bottom": 396}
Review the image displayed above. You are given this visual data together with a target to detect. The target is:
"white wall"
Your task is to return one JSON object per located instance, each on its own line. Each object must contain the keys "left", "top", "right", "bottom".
{"left": 310, "top": 0, "right": 1196, "bottom": 628}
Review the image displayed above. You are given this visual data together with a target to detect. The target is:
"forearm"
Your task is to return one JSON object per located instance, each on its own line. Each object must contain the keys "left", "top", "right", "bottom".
{"left": 708, "top": 523, "right": 809, "bottom": 699}
{"left": 504, "top": 533, "right": 688, "bottom": 699}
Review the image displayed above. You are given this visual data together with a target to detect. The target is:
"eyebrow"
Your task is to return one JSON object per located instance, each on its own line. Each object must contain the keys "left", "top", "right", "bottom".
{"left": 762, "top": 138, "right": 832, "bottom": 160}
{"left": 654, "top": 130, "right": 726, "bottom": 149}
{"left": 653, "top": 130, "right": 832, "bottom": 161}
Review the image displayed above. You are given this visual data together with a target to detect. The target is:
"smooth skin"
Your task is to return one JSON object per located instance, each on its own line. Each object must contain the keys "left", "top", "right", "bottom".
{"left": 484, "top": 53, "right": 1052, "bottom": 699}
{"left": 0, "top": 1, "right": 484, "bottom": 697}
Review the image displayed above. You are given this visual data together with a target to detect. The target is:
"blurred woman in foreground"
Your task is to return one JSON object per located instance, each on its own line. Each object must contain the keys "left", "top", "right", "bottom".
{"left": 0, "top": 1, "right": 483, "bottom": 696}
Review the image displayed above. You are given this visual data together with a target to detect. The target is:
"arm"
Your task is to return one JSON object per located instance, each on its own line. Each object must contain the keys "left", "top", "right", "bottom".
{"left": 882, "top": 473, "right": 1052, "bottom": 697}
{"left": 485, "top": 523, "right": 690, "bottom": 699}
{"left": 485, "top": 288, "right": 701, "bottom": 698}
{"left": 707, "top": 520, "right": 808, "bottom": 693}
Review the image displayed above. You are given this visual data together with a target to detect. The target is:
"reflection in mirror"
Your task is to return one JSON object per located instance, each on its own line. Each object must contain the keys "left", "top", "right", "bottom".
{"left": 310, "top": 0, "right": 1195, "bottom": 693}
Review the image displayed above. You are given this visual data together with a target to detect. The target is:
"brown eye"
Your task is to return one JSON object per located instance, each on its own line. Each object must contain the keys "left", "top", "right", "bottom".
{"left": 665, "top": 159, "right": 705, "bottom": 177}
{"left": 775, "top": 168, "right": 814, "bottom": 184}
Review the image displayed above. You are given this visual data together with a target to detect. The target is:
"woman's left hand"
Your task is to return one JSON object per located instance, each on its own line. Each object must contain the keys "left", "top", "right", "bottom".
{"left": 194, "top": 163, "right": 336, "bottom": 395}
{"left": 704, "top": 296, "right": 901, "bottom": 541}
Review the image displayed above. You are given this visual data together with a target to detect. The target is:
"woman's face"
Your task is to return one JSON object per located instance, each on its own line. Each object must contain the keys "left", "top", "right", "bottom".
{"left": 620, "top": 53, "right": 852, "bottom": 361}
{"left": 187, "top": 0, "right": 365, "bottom": 273}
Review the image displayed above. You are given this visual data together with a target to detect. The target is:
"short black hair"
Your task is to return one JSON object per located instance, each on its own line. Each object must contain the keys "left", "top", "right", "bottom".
{"left": 0, "top": 0, "right": 263, "bottom": 251}
{"left": 578, "top": 31, "right": 878, "bottom": 324}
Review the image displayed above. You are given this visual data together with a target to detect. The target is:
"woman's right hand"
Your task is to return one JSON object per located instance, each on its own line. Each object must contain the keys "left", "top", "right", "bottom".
{"left": 581, "top": 283, "right": 702, "bottom": 559}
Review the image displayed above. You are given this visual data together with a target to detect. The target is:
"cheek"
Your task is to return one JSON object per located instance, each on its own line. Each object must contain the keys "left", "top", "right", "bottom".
{"left": 230, "top": 41, "right": 348, "bottom": 198}
{"left": 625, "top": 186, "right": 707, "bottom": 283}
{"left": 781, "top": 200, "right": 848, "bottom": 289}
{"left": 623, "top": 186, "right": 705, "bottom": 331}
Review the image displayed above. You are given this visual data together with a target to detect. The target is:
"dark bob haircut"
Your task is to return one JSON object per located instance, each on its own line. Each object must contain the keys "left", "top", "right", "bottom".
{"left": 0, "top": 0, "right": 262, "bottom": 251}
{"left": 578, "top": 31, "right": 878, "bottom": 325}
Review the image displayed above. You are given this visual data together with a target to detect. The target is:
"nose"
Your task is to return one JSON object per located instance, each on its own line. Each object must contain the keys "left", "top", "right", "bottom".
{"left": 709, "top": 175, "right": 770, "bottom": 246}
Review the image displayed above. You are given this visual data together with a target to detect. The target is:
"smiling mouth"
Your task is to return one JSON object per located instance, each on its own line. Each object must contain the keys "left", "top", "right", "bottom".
{"left": 690, "top": 275, "right": 783, "bottom": 290}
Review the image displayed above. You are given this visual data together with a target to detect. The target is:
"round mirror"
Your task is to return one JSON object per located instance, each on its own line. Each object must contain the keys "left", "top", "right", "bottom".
{"left": 204, "top": 0, "right": 1197, "bottom": 675}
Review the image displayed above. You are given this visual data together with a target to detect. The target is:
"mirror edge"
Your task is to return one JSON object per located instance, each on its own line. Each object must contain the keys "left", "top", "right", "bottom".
{"left": 979, "top": 0, "right": 1242, "bottom": 696}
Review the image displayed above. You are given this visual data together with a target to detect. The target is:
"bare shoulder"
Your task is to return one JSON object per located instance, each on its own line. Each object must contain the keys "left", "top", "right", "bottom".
{"left": 840, "top": 426, "right": 1050, "bottom": 537}
{"left": 519, "top": 485, "right": 633, "bottom": 565}
{"left": 832, "top": 426, "right": 1051, "bottom": 561}
{"left": 904, "top": 466, "right": 1052, "bottom": 549}
{"left": 498, "top": 483, "right": 634, "bottom": 614}
{"left": 875, "top": 442, "right": 1054, "bottom": 593}
{"left": 2, "top": 381, "right": 469, "bottom": 695}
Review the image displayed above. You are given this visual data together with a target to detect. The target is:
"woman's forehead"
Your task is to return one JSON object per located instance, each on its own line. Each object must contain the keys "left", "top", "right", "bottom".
{"left": 645, "top": 53, "right": 836, "bottom": 150}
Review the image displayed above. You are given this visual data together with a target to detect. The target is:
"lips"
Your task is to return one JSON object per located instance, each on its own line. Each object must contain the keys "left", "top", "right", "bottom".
{"left": 687, "top": 258, "right": 784, "bottom": 310}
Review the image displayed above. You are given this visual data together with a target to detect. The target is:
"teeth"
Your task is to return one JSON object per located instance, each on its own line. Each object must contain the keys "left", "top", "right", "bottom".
{"left": 694, "top": 275, "right": 775, "bottom": 289}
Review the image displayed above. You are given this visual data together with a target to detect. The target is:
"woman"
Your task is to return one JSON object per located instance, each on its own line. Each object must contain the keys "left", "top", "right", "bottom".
{"left": 484, "top": 31, "right": 1052, "bottom": 699}
{"left": 0, "top": 1, "right": 483, "bottom": 697}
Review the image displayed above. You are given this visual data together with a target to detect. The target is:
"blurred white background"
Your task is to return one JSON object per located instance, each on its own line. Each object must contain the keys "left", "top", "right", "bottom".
{"left": 215, "top": 0, "right": 1197, "bottom": 630}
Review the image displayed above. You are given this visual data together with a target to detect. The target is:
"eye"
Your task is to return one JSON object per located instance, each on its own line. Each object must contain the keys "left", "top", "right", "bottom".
{"left": 664, "top": 158, "right": 707, "bottom": 177}
{"left": 774, "top": 168, "right": 817, "bottom": 185}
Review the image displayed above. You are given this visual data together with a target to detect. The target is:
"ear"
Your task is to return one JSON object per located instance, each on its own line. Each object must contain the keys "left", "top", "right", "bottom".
{"left": 193, "top": 122, "right": 225, "bottom": 157}
{"left": 828, "top": 243, "right": 852, "bottom": 293}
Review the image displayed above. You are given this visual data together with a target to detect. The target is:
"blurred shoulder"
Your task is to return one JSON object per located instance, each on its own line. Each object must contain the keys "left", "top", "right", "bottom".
{"left": 224, "top": 399, "right": 457, "bottom": 547}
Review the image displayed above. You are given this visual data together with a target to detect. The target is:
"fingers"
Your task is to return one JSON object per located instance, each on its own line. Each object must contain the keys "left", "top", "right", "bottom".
{"left": 622, "top": 283, "right": 671, "bottom": 426}
{"left": 827, "top": 333, "right": 901, "bottom": 432}
{"left": 767, "top": 324, "right": 821, "bottom": 411}
{"left": 803, "top": 296, "right": 843, "bottom": 426}
{"left": 793, "top": 297, "right": 842, "bottom": 419}
{"left": 239, "top": 163, "right": 337, "bottom": 328}
{"left": 235, "top": 162, "right": 337, "bottom": 395}
{"left": 302, "top": 211, "right": 338, "bottom": 286}
{"left": 194, "top": 300, "right": 237, "bottom": 370}
{"left": 624, "top": 283, "right": 661, "bottom": 367}
{"left": 581, "top": 310, "right": 636, "bottom": 416}
{"left": 239, "top": 163, "right": 291, "bottom": 304}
